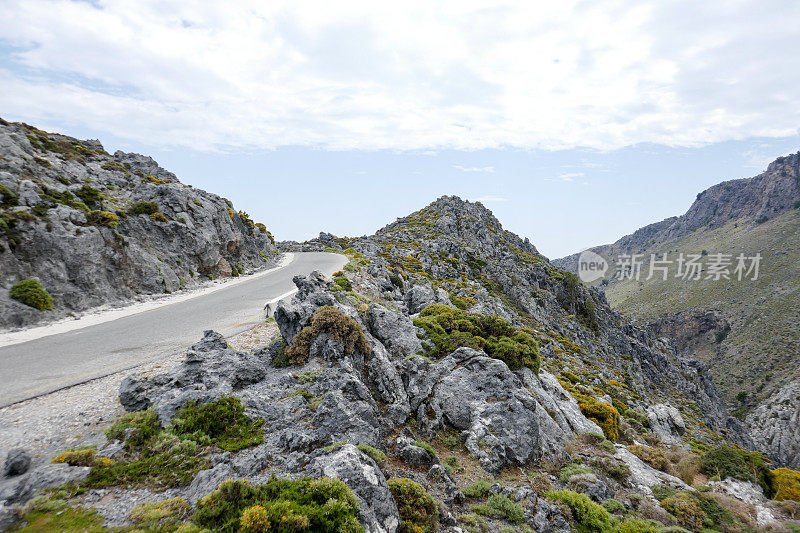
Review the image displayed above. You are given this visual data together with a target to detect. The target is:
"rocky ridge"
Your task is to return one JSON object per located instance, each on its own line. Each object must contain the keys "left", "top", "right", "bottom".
{"left": 0, "top": 119, "right": 278, "bottom": 329}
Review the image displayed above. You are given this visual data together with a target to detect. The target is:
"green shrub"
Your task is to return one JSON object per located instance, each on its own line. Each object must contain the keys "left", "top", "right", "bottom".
{"left": 74, "top": 184, "right": 102, "bottom": 205}
{"left": 413, "top": 304, "right": 540, "bottom": 372}
{"left": 613, "top": 519, "right": 659, "bottom": 532}
{"left": 388, "top": 478, "right": 439, "bottom": 533}
{"left": 168, "top": 396, "right": 265, "bottom": 452}
{"left": 602, "top": 498, "right": 625, "bottom": 514}
{"left": 773, "top": 468, "right": 800, "bottom": 501}
{"left": 89, "top": 210, "right": 119, "bottom": 228}
{"left": 472, "top": 493, "right": 525, "bottom": 523}
{"left": 150, "top": 212, "right": 168, "bottom": 222}
{"left": 414, "top": 441, "right": 439, "bottom": 462}
{"left": 101, "top": 160, "right": 128, "bottom": 173}
{"left": 285, "top": 306, "right": 371, "bottom": 365}
{"left": 84, "top": 432, "right": 206, "bottom": 489}
{"left": 356, "top": 444, "right": 386, "bottom": 466}
{"left": 9, "top": 279, "right": 54, "bottom": 310}
{"left": 128, "top": 201, "right": 159, "bottom": 215}
{"left": 11, "top": 496, "right": 103, "bottom": 532}
{"left": 545, "top": 490, "right": 614, "bottom": 532}
{"left": 333, "top": 274, "right": 353, "bottom": 292}
{"left": 660, "top": 492, "right": 705, "bottom": 531}
{"left": 193, "top": 477, "right": 363, "bottom": 533}
{"left": 701, "top": 446, "right": 774, "bottom": 497}
{"left": 462, "top": 479, "right": 492, "bottom": 499}
{"left": 105, "top": 408, "right": 160, "bottom": 448}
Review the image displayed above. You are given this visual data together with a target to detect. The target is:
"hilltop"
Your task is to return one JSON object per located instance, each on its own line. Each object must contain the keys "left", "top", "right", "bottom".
{"left": 0, "top": 119, "right": 278, "bottom": 329}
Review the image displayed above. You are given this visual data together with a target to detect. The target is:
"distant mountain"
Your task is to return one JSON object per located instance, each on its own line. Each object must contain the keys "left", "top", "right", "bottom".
{"left": 555, "top": 152, "right": 800, "bottom": 468}
{"left": 0, "top": 119, "right": 278, "bottom": 329}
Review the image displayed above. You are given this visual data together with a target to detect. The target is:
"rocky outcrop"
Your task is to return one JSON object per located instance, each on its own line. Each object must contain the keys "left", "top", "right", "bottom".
{"left": 0, "top": 119, "right": 278, "bottom": 329}
{"left": 746, "top": 380, "right": 800, "bottom": 468}
{"left": 646, "top": 404, "right": 687, "bottom": 445}
{"left": 104, "top": 271, "right": 618, "bottom": 528}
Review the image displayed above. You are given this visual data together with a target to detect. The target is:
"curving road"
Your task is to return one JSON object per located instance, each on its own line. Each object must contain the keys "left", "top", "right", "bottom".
{"left": 0, "top": 252, "right": 347, "bottom": 408}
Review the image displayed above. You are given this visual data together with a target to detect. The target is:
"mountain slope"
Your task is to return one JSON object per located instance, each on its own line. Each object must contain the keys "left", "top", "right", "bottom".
{"left": 283, "top": 195, "right": 750, "bottom": 448}
{"left": 0, "top": 119, "right": 278, "bottom": 329}
{"left": 555, "top": 152, "right": 800, "bottom": 468}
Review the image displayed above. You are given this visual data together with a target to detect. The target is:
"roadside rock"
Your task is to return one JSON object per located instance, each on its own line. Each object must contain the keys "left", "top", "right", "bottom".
{"left": 366, "top": 304, "right": 423, "bottom": 359}
{"left": 3, "top": 449, "right": 30, "bottom": 478}
{"left": 0, "top": 463, "right": 90, "bottom": 506}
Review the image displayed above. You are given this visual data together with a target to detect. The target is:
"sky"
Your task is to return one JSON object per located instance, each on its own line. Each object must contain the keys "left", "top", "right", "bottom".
{"left": 1, "top": 0, "right": 799, "bottom": 258}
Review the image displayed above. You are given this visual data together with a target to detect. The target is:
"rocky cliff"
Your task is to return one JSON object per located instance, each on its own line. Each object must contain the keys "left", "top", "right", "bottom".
{"left": 0, "top": 119, "right": 278, "bottom": 329}
{"left": 555, "top": 152, "right": 800, "bottom": 470}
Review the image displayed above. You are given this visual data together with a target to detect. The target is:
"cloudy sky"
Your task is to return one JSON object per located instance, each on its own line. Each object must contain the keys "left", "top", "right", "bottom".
{"left": 2, "top": 0, "right": 799, "bottom": 257}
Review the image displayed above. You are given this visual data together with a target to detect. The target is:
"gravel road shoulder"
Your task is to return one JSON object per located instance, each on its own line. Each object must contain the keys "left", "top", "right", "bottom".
{"left": 0, "top": 322, "right": 278, "bottom": 471}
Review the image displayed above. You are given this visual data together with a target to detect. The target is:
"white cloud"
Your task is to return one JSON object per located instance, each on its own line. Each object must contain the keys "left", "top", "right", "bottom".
{"left": 0, "top": 0, "right": 799, "bottom": 152}
{"left": 454, "top": 165, "right": 495, "bottom": 172}
{"left": 556, "top": 172, "right": 584, "bottom": 182}
{"left": 473, "top": 195, "right": 508, "bottom": 203}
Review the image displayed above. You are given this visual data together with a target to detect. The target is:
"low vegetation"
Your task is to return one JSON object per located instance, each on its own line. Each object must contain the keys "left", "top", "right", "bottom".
{"left": 387, "top": 477, "right": 439, "bottom": 533}
{"left": 285, "top": 306, "right": 371, "bottom": 365}
{"left": 413, "top": 304, "right": 540, "bottom": 372}
{"left": 85, "top": 396, "right": 262, "bottom": 490}
{"left": 169, "top": 395, "right": 265, "bottom": 452}
{"left": 128, "top": 201, "right": 159, "bottom": 215}
{"left": 9, "top": 278, "right": 54, "bottom": 310}
{"left": 193, "top": 477, "right": 363, "bottom": 533}
{"left": 700, "top": 445, "right": 774, "bottom": 497}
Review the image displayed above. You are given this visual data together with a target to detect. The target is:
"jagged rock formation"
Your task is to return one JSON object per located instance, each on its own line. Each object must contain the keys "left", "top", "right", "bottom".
{"left": 0, "top": 119, "right": 278, "bottom": 329}
{"left": 554, "top": 152, "right": 800, "bottom": 468}
{"left": 746, "top": 381, "right": 800, "bottom": 470}
{"left": 284, "top": 195, "right": 749, "bottom": 447}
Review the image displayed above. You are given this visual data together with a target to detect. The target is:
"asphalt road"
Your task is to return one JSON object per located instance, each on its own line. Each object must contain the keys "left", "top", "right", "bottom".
{"left": 0, "top": 252, "right": 347, "bottom": 408}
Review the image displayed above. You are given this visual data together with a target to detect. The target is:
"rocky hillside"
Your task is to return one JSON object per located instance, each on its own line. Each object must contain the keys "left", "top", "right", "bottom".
{"left": 555, "top": 152, "right": 800, "bottom": 470}
{"left": 286, "top": 196, "right": 750, "bottom": 448}
{"left": 0, "top": 119, "right": 278, "bottom": 329}
{"left": 2, "top": 196, "right": 800, "bottom": 532}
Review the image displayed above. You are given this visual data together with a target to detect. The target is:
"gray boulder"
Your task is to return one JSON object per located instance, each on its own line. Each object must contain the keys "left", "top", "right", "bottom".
{"left": 406, "top": 347, "right": 541, "bottom": 474}
{"left": 0, "top": 463, "right": 90, "bottom": 506}
{"left": 366, "top": 304, "right": 423, "bottom": 359}
{"left": 119, "top": 330, "right": 270, "bottom": 423}
{"left": 646, "top": 403, "right": 686, "bottom": 445}
{"left": 404, "top": 284, "right": 435, "bottom": 314}
{"left": 274, "top": 271, "right": 336, "bottom": 344}
{"left": 3, "top": 449, "right": 30, "bottom": 478}
{"left": 305, "top": 444, "right": 399, "bottom": 533}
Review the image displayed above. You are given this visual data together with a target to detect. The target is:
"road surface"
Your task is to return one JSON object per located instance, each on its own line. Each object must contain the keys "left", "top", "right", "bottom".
{"left": 0, "top": 252, "right": 346, "bottom": 407}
